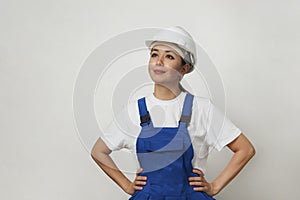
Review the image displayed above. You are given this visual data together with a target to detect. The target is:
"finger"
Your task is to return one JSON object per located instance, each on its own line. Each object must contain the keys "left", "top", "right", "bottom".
{"left": 133, "top": 185, "right": 143, "bottom": 190}
{"left": 136, "top": 168, "right": 143, "bottom": 176}
{"left": 189, "top": 181, "right": 206, "bottom": 187}
{"left": 134, "top": 181, "right": 147, "bottom": 186}
{"left": 192, "top": 168, "right": 204, "bottom": 177}
{"left": 193, "top": 185, "right": 209, "bottom": 192}
{"left": 135, "top": 168, "right": 147, "bottom": 180}
{"left": 188, "top": 176, "right": 202, "bottom": 182}
{"left": 136, "top": 176, "right": 147, "bottom": 181}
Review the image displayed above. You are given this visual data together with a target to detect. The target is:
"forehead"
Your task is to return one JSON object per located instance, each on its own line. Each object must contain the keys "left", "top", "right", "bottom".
{"left": 151, "top": 44, "right": 177, "bottom": 52}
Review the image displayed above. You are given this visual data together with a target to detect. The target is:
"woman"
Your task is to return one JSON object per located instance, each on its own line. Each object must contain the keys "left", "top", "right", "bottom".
{"left": 91, "top": 26, "right": 255, "bottom": 199}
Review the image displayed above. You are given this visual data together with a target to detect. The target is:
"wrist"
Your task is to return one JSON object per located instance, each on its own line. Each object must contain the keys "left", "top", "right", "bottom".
{"left": 210, "top": 181, "right": 221, "bottom": 196}
{"left": 123, "top": 181, "right": 134, "bottom": 195}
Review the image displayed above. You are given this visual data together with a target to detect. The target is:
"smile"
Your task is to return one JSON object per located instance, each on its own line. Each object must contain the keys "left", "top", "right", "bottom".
{"left": 153, "top": 69, "right": 166, "bottom": 74}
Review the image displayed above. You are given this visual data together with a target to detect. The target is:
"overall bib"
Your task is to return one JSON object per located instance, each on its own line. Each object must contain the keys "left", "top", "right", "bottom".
{"left": 130, "top": 93, "right": 215, "bottom": 200}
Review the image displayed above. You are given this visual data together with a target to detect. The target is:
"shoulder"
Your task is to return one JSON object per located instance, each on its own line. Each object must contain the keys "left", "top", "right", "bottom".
{"left": 112, "top": 98, "right": 141, "bottom": 126}
{"left": 192, "top": 95, "right": 211, "bottom": 104}
{"left": 191, "top": 94, "right": 212, "bottom": 111}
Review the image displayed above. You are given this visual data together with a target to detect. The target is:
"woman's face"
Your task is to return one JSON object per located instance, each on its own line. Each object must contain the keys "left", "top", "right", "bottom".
{"left": 148, "top": 44, "right": 188, "bottom": 87}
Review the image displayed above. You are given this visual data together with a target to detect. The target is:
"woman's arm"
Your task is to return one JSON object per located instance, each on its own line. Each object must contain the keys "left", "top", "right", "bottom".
{"left": 189, "top": 133, "right": 255, "bottom": 196}
{"left": 91, "top": 137, "right": 146, "bottom": 195}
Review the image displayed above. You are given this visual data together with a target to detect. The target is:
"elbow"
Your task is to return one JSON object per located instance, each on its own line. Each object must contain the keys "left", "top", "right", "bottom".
{"left": 90, "top": 145, "right": 100, "bottom": 161}
{"left": 90, "top": 144, "right": 111, "bottom": 162}
{"left": 247, "top": 144, "right": 256, "bottom": 160}
{"left": 90, "top": 148, "right": 105, "bottom": 165}
{"left": 90, "top": 148, "right": 97, "bottom": 161}
{"left": 90, "top": 147, "right": 102, "bottom": 160}
{"left": 90, "top": 138, "right": 112, "bottom": 162}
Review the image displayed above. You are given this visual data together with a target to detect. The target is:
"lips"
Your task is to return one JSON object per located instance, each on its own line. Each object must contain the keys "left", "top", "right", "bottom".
{"left": 153, "top": 69, "right": 166, "bottom": 74}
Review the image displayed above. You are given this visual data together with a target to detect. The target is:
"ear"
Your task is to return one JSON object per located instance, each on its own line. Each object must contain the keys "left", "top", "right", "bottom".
{"left": 180, "top": 63, "right": 191, "bottom": 76}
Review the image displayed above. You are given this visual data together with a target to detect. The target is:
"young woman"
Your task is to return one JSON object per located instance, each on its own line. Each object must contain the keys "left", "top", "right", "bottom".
{"left": 91, "top": 26, "right": 255, "bottom": 199}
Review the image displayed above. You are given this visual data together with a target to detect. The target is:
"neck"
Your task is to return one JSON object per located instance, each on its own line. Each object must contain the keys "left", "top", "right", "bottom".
{"left": 153, "top": 83, "right": 182, "bottom": 100}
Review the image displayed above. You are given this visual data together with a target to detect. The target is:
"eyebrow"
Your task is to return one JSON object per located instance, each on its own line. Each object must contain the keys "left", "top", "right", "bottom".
{"left": 151, "top": 48, "right": 177, "bottom": 54}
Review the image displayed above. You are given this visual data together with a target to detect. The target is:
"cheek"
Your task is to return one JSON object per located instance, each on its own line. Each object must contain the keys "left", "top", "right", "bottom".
{"left": 148, "top": 57, "right": 156, "bottom": 65}
{"left": 168, "top": 67, "right": 182, "bottom": 78}
{"left": 148, "top": 62, "right": 156, "bottom": 78}
{"left": 148, "top": 61, "right": 155, "bottom": 71}
{"left": 168, "top": 61, "right": 183, "bottom": 72}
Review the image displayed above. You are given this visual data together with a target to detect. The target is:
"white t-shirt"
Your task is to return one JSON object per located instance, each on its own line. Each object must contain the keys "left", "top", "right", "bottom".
{"left": 101, "top": 91, "right": 241, "bottom": 172}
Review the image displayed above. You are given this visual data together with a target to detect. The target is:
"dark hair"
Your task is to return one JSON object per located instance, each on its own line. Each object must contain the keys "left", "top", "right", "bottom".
{"left": 181, "top": 57, "right": 192, "bottom": 68}
{"left": 179, "top": 57, "right": 191, "bottom": 93}
{"left": 181, "top": 57, "right": 187, "bottom": 66}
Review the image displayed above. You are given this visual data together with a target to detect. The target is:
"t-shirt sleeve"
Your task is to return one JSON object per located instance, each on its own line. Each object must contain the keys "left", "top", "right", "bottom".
{"left": 101, "top": 103, "right": 140, "bottom": 151}
{"left": 206, "top": 100, "right": 242, "bottom": 151}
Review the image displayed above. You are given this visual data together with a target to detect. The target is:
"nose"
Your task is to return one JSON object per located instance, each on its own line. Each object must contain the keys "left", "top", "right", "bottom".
{"left": 156, "top": 55, "right": 163, "bottom": 66}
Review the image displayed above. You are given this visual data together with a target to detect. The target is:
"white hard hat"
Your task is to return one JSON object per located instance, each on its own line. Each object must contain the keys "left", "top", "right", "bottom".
{"left": 145, "top": 26, "right": 197, "bottom": 73}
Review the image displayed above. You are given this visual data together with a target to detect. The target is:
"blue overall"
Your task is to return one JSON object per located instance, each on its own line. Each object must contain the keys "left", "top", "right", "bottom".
{"left": 130, "top": 93, "right": 215, "bottom": 200}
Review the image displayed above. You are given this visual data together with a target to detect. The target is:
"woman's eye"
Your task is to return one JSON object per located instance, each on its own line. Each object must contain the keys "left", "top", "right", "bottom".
{"left": 166, "top": 55, "right": 174, "bottom": 60}
{"left": 151, "top": 53, "right": 158, "bottom": 57}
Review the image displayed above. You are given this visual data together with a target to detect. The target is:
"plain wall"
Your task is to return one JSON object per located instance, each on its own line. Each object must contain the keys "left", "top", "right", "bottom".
{"left": 1, "top": 0, "right": 299, "bottom": 199}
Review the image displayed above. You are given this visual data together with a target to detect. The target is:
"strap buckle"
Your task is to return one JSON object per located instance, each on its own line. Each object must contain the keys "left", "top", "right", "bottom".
{"left": 140, "top": 111, "right": 150, "bottom": 126}
{"left": 179, "top": 115, "right": 191, "bottom": 127}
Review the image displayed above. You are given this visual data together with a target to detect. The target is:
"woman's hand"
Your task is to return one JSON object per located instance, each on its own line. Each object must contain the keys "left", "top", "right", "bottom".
{"left": 125, "top": 168, "right": 147, "bottom": 195}
{"left": 189, "top": 168, "right": 215, "bottom": 196}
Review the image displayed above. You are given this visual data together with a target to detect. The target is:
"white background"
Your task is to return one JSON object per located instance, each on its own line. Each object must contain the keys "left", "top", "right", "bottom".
{"left": 1, "top": 0, "right": 300, "bottom": 199}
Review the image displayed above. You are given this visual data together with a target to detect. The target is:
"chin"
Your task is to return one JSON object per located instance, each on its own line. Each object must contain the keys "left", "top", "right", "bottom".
{"left": 149, "top": 71, "right": 178, "bottom": 87}
{"left": 151, "top": 78, "right": 166, "bottom": 85}
{"left": 151, "top": 79, "right": 176, "bottom": 90}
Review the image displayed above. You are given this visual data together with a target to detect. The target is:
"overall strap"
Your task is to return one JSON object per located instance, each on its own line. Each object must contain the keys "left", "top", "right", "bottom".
{"left": 179, "top": 93, "right": 194, "bottom": 127}
{"left": 138, "top": 97, "right": 150, "bottom": 127}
